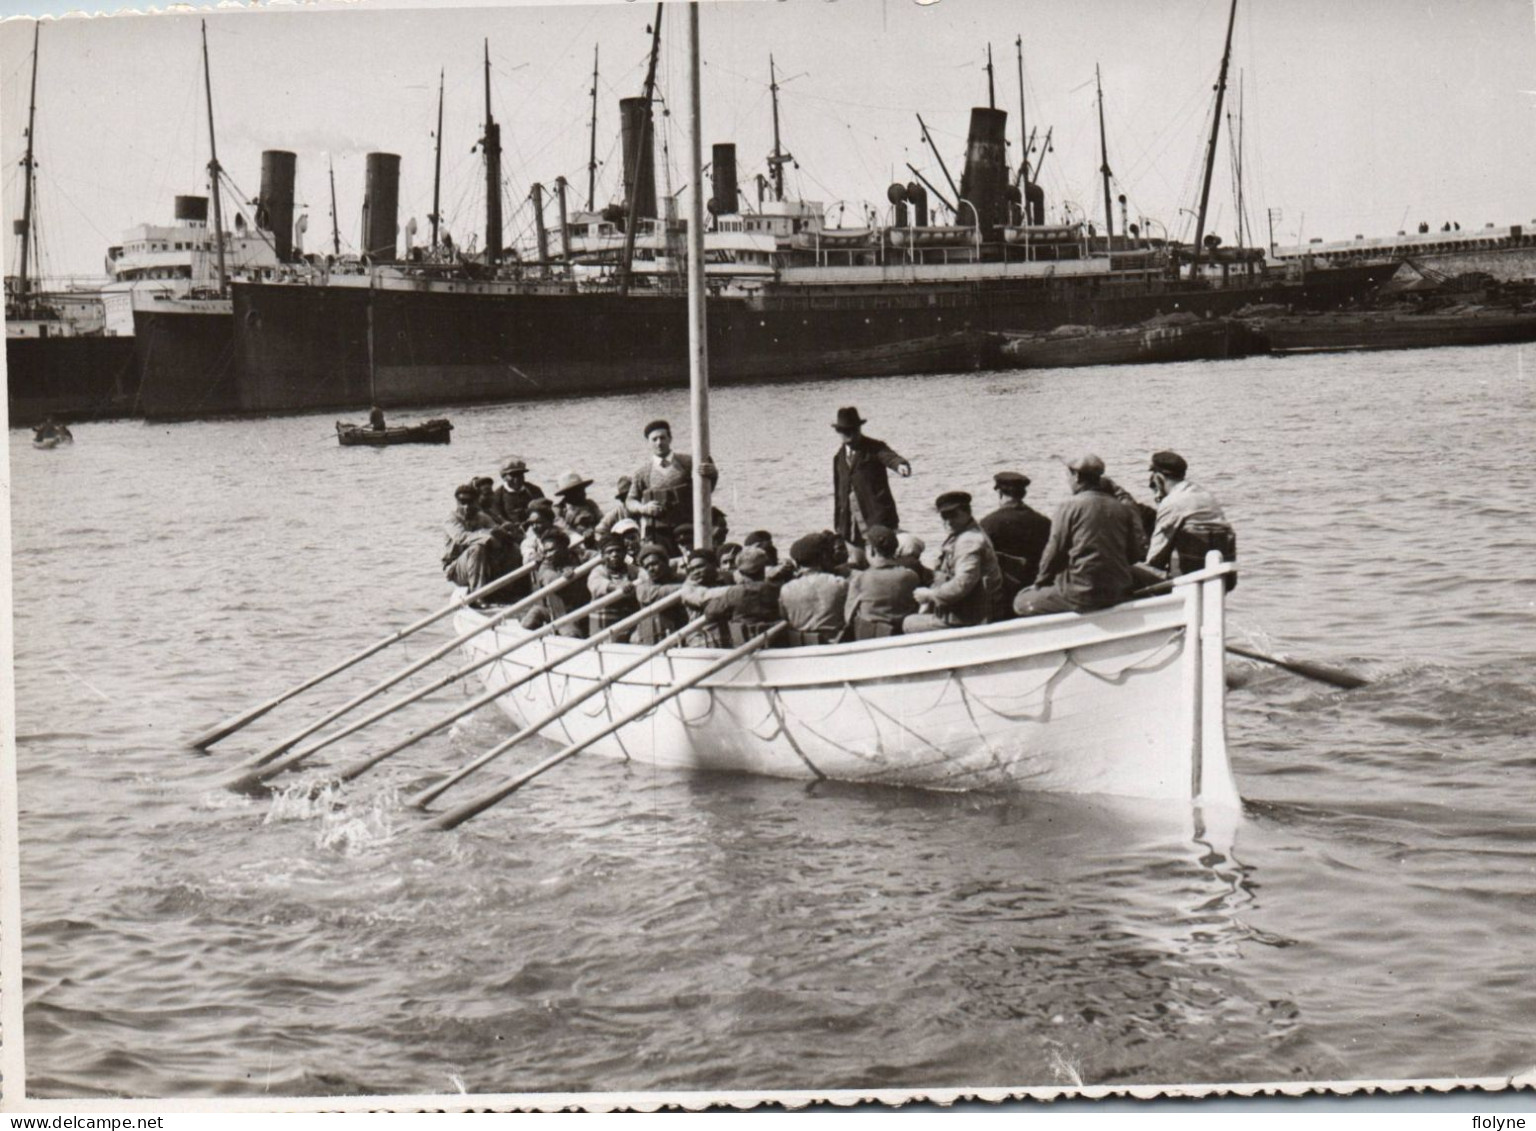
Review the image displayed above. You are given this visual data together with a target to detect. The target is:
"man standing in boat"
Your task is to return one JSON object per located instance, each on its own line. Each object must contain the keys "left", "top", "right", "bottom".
{"left": 980, "top": 470, "right": 1053, "bottom": 615}
{"left": 1014, "top": 455, "right": 1143, "bottom": 618}
{"left": 902, "top": 492, "right": 1001, "bottom": 635}
{"left": 627, "top": 420, "right": 719, "bottom": 538}
{"left": 832, "top": 406, "right": 912, "bottom": 565}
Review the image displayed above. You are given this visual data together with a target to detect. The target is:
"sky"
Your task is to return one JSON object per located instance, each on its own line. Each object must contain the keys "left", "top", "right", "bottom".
{"left": 2, "top": 0, "right": 1534, "bottom": 279}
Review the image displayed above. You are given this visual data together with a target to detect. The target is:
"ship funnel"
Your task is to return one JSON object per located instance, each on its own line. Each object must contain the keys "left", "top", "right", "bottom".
{"left": 1025, "top": 180, "right": 1045, "bottom": 226}
{"left": 619, "top": 96, "right": 657, "bottom": 221}
{"left": 958, "top": 106, "right": 1009, "bottom": 238}
{"left": 905, "top": 181, "right": 929, "bottom": 227}
{"left": 258, "top": 150, "right": 298, "bottom": 262}
{"left": 887, "top": 182, "right": 908, "bottom": 227}
{"left": 361, "top": 152, "right": 401, "bottom": 262}
{"left": 174, "top": 195, "right": 209, "bottom": 224}
{"left": 710, "top": 143, "right": 738, "bottom": 216}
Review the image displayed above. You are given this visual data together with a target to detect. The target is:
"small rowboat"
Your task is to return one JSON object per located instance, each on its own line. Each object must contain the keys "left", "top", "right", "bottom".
{"left": 452, "top": 556, "right": 1240, "bottom": 808}
{"left": 335, "top": 417, "right": 453, "bottom": 446}
{"left": 31, "top": 429, "right": 73, "bottom": 450}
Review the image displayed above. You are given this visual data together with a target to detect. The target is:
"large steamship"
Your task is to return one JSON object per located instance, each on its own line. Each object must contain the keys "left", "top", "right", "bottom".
{"left": 137, "top": 22, "right": 1397, "bottom": 421}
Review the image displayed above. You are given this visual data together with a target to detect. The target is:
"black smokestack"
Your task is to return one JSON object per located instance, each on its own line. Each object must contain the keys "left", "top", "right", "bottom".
{"left": 958, "top": 107, "right": 1009, "bottom": 238}
{"left": 619, "top": 97, "right": 657, "bottom": 221}
{"left": 258, "top": 150, "right": 297, "bottom": 262}
{"left": 710, "top": 143, "right": 738, "bottom": 216}
{"left": 361, "top": 152, "right": 400, "bottom": 262}
{"left": 906, "top": 181, "right": 929, "bottom": 227}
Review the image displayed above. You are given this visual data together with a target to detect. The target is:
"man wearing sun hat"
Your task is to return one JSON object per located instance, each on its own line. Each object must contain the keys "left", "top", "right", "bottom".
{"left": 901, "top": 490, "right": 1001, "bottom": 635}
{"left": 831, "top": 406, "right": 912, "bottom": 564}
{"left": 1014, "top": 454, "right": 1144, "bottom": 618}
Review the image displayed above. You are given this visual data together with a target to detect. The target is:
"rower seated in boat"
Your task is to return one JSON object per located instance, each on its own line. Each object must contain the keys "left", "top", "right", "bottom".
{"left": 369, "top": 405, "right": 387, "bottom": 432}
{"left": 588, "top": 536, "right": 641, "bottom": 641}
{"left": 1133, "top": 450, "right": 1237, "bottom": 591}
{"left": 700, "top": 546, "right": 781, "bottom": 646}
{"left": 491, "top": 455, "right": 546, "bottom": 524}
{"left": 523, "top": 529, "right": 591, "bottom": 637}
{"left": 979, "top": 471, "right": 1052, "bottom": 616}
{"left": 778, "top": 532, "right": 848, "bottom": 644}
{"left": 443, "top": 483, "right": 524, "bottom": 602}
{"left": 679, "top": 549, "right": 732, "bottom": 649}
{"left": 903, "top": 492, "right": 1002, "bottom": 635}
{"left": 744, "top": 530, "right": 795, "bottom": 585}
{"left": 632, "top": 542, "right": 689, "bottom": 645}
{"left": 1014, "top": 455, "right": 1144, "bottom": 618}
{"left": 844, "top": 525, "right": 920, "bottom": 640}
{"left": 520, "top": 500, "right": 559, "bottom": 564}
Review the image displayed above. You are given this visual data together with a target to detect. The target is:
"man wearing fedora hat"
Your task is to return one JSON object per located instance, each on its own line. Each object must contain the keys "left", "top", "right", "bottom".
{"left": 832, "top": 406, "right": 912, "bottom": 563}
{"left": 552, "top": 470, "right": 604, "bottom": 532}
{"left": 901, "top": 491, "right": 1001, "bottom": 635}
{"left": 980, "top": 470, "right": 1052, "bottom": 615}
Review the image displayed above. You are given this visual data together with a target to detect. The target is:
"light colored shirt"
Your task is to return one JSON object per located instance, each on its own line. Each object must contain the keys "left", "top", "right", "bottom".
{"left": 779, "top": 572, "right": 849, "bottom": 634}
{"left": 1146, "top": 480, "right": 1229, "bottom": 571}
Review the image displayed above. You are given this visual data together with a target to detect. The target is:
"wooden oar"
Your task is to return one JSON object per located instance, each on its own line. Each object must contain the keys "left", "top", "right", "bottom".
{"left": 1225, "top": 644, "right": 1369, "bottom": 691}
{"left": 407, "top": 612, "right": 709, "bottom": 809}
{"left": 431, "top": 622, "right": 785, "bottom": 830}
{"left": 334, "top": 593, "right": 691, "bottom": 786}
{"left": 228, "top": 584, "right": 636, "bottom": 789}
{"left": 189, "top": 557, "right": 542, "bottom": 750}
{"left": 231, "top": 559, "right": 601, "bottom": 770}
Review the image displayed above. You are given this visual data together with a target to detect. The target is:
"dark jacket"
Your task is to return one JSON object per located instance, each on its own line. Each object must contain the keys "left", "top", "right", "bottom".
{"left": 832, "top": 434, "right": 905, "bottom": 542}
{"left": 980, "top": 502, "right": 1052, "bottom": 589}
{"left": 1033, "top": 485, "right": 1145, "bottom": 611}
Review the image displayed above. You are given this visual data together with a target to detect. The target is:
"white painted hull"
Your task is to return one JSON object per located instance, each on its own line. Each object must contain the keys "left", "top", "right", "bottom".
{"left": 452, "top": 561, "right": 1240, "bottom": 809}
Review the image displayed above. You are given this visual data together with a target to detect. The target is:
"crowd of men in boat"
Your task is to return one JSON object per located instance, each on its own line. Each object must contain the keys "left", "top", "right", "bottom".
{"left": 442, "top": 408, "right": 1235, "bottom": 648}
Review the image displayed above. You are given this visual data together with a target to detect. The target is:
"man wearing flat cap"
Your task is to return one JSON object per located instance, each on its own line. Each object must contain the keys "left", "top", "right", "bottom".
{"left": 832, "top": 406, "right": 912, "bottom": 564}
{"left": 443, "top": 482, "right": 525, "bottom": 601}
{"left": 627, "top": 419, "right": 720, "bottom": 539}
{"left": 1139, "top": 450, "right": 1234, "bottom": 584}
{"left": 902, "top": 491, "right": 1002, "bottom": 635}
{"left": 1015, "top": 454, "right": 1144, "bottom": 618}
{"left": 980, "top": 470, "right": 1053, "bottom": 616}
{"left": 490, "top": 455, "right": 546, "bottom": 525}
{"left": 587, "top": 534, "right": 642, "bottom": 640}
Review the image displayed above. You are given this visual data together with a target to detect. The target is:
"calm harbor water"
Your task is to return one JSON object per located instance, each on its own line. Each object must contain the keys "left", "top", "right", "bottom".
{"left": 9, "top": 345, "right": 1536, "bottom": 1099}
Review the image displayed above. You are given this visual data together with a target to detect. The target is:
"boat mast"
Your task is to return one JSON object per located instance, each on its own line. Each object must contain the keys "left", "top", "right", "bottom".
{"left": 1190, "top": 0, "right": 1239, "bottom": 274}
{"left": 482, "top": 40, "right": 504, "bottom": 268}
{"left": 1015, "top": 35, "right": 1028, "bottom": 182}
{"left": 685, "top": 1, "right": 711, "bottom": 548}
{"left": 586, "top": 44, "right": 600, "bottom": 212}
{"left": 328, "top": 156, "right": 340, "bottom": 255}
{"left": 1095, "top": 64, "right": 1113, "bottom": 242}
{"left": 14, "top": 22, "right": 39, "bottom": 305}
{"left": 768, "top": 54, "right": 789, "bottom": 202}
{"left": 617, "top": 5, "right": 664, "bottom": 299}
{"left": 1232, "top": 72, "right": 1248, "bottom": 249}
{"left": 431, "top": 68, "right": 444, "bottom": 253}
{"left": 201, "top": 20, "right": 228, "bottom": 293}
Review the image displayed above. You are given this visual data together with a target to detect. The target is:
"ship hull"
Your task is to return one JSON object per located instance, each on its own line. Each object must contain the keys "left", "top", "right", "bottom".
{"left": 4, "top": 335, "right": 139, "bottom": 426}
{"left": 132, "top": 300, "right": 238, "bottom": 420}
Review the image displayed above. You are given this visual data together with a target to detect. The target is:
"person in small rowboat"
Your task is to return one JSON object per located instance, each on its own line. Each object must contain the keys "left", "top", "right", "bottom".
{"left": 490, "top": 455, "right": 546, "bottom": 525}
{"left": 553, "top": 471, "right": 604, "bottom": 531}
{"left": 1134, "top": 450, "right": 1236, "bottom": 589}
{"left": 524, "top": 528, "right": 591, "bottom": 637}
{"left": 902, "top": 492, "right": 1002, "bottom": 634}
{"left": 587, "top": 535, "right": 641, "bottom": 641}
{"left": 627, "top": 419, "right": 719, "bottom": 533}
{"left": 1013, "top": 455, "right": 1144, "bottom": 618}
{"left": 980, "top": 470, "right": 1052, "bottom": 617}
{"left": 844, "top": 524, "right": 921, "bottom": 640}
{"left": 832, "top": 406, "right": 912, "bottom": 567}
{"left": 443, "top": 483, "right": 524, "bottom": 602}
{"left": 33, "top": 416, "right": 72, "bottom": 444}
{"left": 632, "top": 542, "right": 689, "bottom": 645}
{"left": 778, "top": 532, "right": 848, "bottom": 644}
{"left": 369, "top": 405, "right": 387, "bottom": 432}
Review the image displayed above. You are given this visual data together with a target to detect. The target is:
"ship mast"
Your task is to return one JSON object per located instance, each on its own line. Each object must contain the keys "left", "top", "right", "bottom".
{"left": 482, "top": 39, "right": 504, "bottom": 268}
{"left": 1190, "top": 0, "right": 1239, "bottom": 274}
{"left": 201, "top": 20, "right": 228, "bottom": 294}
{"left": 1015, "top": 35, "right": 1028, "bottom": 182}
{"left": 685, "top": 1, "right": 711, "bottom": 547}
{"left": 431, "top": 68, "right": 444, "bottom": 253}
{"left": 328, "top": 156, "right": 340, "bottom": 255}
{"left": 14, "top": 22, "right": 39, "bottom": 306}
{"left": 617, "top": 5, "right": 663, "bottom": 299}
{"left": 586, "top": 44, "right": 600, "bottom": 212}
{"left": 1095, "top": 64, "right": 1113, "bottom": 242}
{"left": 768, "top": 54, "right": 790, "bottom": 202}
{"left": 985, "top": 43, "right": 995, "bottom": 110}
